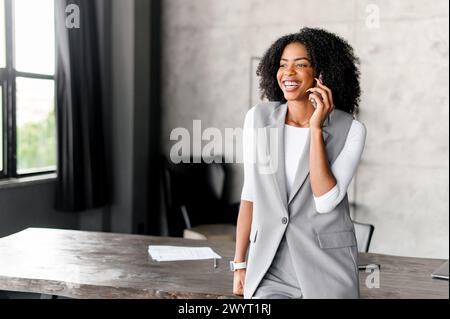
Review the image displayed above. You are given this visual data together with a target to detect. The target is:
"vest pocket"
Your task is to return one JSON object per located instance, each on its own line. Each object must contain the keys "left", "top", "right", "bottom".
{"left": 317, "top": 230, "right": 357, "bottom": 249}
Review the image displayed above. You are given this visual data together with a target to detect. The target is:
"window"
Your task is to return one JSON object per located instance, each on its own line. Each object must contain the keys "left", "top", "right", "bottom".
{"left": 0, "top": 0, "right": 56, "bottom": 178}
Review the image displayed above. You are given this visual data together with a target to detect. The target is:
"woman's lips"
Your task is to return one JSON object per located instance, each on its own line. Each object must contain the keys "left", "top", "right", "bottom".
{"left": 283, "top": 80, "right": 300, "bottom": 92}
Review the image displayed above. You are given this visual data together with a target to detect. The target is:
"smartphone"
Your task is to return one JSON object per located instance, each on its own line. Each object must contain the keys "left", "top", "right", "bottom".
{"left": 310, "top": 72, "right": 324, "bottom": 109}
{"left": 318, "top": 72, "right": 324, "bottom": 85}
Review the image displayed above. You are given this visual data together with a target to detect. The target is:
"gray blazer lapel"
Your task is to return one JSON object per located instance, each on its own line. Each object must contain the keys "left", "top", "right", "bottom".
{"left": 287, "top": 112, "right": 332, "bottom": 205}
{"left": 263, "top": 103, "right": 288, "bottom": 212}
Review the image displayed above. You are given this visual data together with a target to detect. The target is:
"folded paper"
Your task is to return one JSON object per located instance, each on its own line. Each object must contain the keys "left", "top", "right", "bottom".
{"left": 148, "top": 245, "right": 222, "bottom": 262}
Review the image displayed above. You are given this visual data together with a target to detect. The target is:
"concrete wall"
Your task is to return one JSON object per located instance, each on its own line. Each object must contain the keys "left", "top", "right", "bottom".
{"left": 161, "top": 0, "right": 449, "bottom": 258}
{"left": 353, "top": 1, "right": 449, "bottom": 259}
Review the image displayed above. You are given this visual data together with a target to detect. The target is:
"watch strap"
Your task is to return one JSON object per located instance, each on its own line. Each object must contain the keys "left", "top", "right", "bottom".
{"left": 230, "top": 261, "right": 247, "bottom": 271}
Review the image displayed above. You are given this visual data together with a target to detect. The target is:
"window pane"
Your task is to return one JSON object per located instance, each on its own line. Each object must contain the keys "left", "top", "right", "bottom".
{"left": 14, "top": 0, "right": 54, "bottom": 74}
{"left": 0, "top": 0, "right": 5, "bottom": 68}
{"left": 16, "top": 77, "right": 56, "bottom": 174}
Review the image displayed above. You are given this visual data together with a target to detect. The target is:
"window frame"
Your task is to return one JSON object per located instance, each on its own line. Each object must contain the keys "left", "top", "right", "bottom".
{"left": 0, "top": 0, "right": 57, "bottom": 179}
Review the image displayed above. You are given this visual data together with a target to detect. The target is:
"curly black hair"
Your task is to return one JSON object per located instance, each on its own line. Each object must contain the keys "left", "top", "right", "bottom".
{"left": 256, "top": 27, "right": 361, "bottom": 116}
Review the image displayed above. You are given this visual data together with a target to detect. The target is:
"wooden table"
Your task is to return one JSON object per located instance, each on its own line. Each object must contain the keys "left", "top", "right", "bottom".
{"left": 0, "top": 228, "right": 448, "bottom": 299}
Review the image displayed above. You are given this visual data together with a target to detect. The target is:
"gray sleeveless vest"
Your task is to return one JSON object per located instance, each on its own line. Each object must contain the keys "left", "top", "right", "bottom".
{"left": 244, "top": 102, "right": 360, "bottom": 299}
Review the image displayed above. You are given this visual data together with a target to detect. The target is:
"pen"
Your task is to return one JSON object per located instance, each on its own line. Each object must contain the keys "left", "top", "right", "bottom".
{"left": 213, "top": 258, "right": 217, "bottom": 268}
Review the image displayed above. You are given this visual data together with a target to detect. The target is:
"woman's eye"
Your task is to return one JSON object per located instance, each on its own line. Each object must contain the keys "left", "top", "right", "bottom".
{"left": 279, "top": 64, "right": 286, "bottom": 68}
{"left": 296, "top": 64, "right": 307, "bottom": 68}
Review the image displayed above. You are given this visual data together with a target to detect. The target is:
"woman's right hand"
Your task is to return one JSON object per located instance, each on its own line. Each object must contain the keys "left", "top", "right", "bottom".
{"left": 233, "top": 269, "right": 246, "bottom": 296}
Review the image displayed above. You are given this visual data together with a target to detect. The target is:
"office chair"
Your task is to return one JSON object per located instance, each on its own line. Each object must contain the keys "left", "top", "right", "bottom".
{"left": 161, "top": 156, "right": 239, "bottom": 241}
{"left": 353, "top": 221, "right": 375, "bottom": 253}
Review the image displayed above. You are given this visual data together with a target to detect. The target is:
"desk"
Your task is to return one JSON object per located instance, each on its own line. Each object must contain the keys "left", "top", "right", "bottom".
{"left": 0, "top": 228, "right": 448, "bottom": 299}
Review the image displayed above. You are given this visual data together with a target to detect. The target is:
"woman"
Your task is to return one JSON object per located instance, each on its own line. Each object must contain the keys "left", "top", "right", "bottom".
{"left": 231, "top": 27, "right": 367, "bottom": 299}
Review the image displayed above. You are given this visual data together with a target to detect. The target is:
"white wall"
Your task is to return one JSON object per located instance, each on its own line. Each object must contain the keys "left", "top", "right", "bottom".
{"left": 161, "top": 0, "right": 449, "bottom": 259}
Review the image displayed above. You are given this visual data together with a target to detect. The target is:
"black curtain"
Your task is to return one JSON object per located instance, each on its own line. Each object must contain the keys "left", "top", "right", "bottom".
{"left": 54, "top": 0, "right": 108, "bottom": 211}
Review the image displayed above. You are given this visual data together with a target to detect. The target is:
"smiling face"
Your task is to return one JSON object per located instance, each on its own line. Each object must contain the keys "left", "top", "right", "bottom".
{"left": 276, "top": 42, "right": 315, "bottom": 102}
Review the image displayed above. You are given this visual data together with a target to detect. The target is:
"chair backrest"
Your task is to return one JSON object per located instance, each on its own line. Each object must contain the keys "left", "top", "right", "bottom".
{"left": 161, "top": 156, "right": 229, "bottom": 236}
{"left": 353, "top": 221, "right": 375, "bottom": 253}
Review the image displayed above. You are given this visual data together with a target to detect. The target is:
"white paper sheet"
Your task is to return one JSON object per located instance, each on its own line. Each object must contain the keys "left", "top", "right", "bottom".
{"left": 148, "top": 245, "right": 222, "bottom": 262}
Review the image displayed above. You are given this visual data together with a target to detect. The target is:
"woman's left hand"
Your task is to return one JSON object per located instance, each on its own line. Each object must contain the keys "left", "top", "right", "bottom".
{"left": 307, "top": 78, "right": 335, "bottom": 129}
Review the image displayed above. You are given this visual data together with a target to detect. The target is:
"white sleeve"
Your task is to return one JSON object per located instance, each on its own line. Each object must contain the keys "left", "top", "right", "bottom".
{"left": 313, "top": 120, "right": 367, "bottom": 213}
{"left": 240, "top": 107, "right": 256, "bottom": 202}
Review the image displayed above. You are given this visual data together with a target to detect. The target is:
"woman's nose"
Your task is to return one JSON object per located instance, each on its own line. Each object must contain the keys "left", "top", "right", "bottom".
{"left": 284, "top": 66, "right": 295, "bottom": 76}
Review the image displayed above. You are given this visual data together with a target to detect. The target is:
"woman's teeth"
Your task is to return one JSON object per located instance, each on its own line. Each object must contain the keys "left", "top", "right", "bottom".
{"left": 284, "top": 81, "right": 300, "bottom": 91}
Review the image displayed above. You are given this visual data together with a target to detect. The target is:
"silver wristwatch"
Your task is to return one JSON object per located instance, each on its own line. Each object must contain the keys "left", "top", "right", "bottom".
{"left": 229, "top": 261, "right": 247, "bottom": 271}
